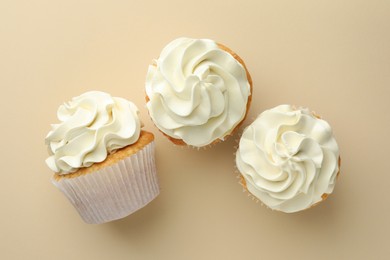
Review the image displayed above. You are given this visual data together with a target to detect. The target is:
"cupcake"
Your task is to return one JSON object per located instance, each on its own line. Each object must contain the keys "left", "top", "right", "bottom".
{"left": 145, "top": 37, "right": 252, "bottom": 147}
{"left": 235, "top": 105, "right": 340, "bottom": 213}
{"left": 45, "top": 91, "right": 159, "bottom": 224}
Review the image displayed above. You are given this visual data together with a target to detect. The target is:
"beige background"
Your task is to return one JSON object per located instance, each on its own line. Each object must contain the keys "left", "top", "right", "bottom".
{"left": 1, "top": 0, "right": 390, "bottom": 259}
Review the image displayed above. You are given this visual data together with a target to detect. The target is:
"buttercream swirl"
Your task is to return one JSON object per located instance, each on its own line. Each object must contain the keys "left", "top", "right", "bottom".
{"left": 45, "top": 91, "right": 141, "bottom": 174}
{"left": 146, "top": 37, "right": 251, "bottom": 147}
{"left": 236, "top": 105, "right": 339, "bottom": 213}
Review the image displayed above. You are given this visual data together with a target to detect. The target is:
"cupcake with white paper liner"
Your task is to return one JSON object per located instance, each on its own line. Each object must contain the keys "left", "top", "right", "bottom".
{"left": 45, "top": 91, "right": 159, "bottom": 224}
{"left": 235, "top": 105, "right": 340, "bottom": 213}
{"left": 145, "top": 37, "right": 252, "bottom": 148}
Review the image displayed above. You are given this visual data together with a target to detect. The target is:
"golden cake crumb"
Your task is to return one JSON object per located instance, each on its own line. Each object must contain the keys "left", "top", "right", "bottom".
{"left": 53, "top": 131, "right": 154, "bottom": 180}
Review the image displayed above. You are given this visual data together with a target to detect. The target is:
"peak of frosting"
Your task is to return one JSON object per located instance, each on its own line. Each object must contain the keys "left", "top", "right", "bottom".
{"left": 236, "top": 105, "right": 340, "bottom": 213}
{"left": 45, "top": 91, "right": 141, "bottom": 174}
{"left": 146, "top": 37, "right": 251, "bottom": 147}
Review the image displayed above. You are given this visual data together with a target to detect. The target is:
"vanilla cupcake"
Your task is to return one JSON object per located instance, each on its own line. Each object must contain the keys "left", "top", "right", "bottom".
{"left": 145, "top": 37, "right": 252, "bottom": 147}
{"left": 236, "top": 105, "right": 340, "bottom": 213}
{"left": 45, "top": 91, "right": 159, "bottom": 224}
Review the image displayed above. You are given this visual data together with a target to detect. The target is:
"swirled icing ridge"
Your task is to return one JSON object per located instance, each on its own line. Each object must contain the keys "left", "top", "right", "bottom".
{"left": 45, "top": 91, "right": 141, "bottom": 174}
{"left": 146, "top": 37, "right": 251, "bottom": 147}
{"left": 236, "top": 105, "right": 340, "bottom": 213}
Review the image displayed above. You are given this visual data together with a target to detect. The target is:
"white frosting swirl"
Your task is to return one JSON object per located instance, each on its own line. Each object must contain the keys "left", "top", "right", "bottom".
{"left": 146, "top": 37, "right": 251, "bottom": 147}
{"left": 45, "top": 91, "right": 141, "bottom": 174}
{"left": 236, "top": 105, "right": 339, "bottom": 213}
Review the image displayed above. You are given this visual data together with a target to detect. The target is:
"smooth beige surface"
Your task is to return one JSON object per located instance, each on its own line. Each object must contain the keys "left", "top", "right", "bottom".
{"left": 1, "top": 0, "right": 390, "bottom": 259}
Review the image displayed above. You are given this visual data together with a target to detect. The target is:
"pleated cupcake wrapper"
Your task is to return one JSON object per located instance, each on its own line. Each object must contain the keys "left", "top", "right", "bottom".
{"left": 52, "top": 142, "right": 159, "bottom": 224}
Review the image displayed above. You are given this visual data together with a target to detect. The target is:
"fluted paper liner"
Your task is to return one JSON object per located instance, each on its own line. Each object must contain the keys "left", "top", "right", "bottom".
{"left": 52, "top": 142, "right": 159, "bottom": 224}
